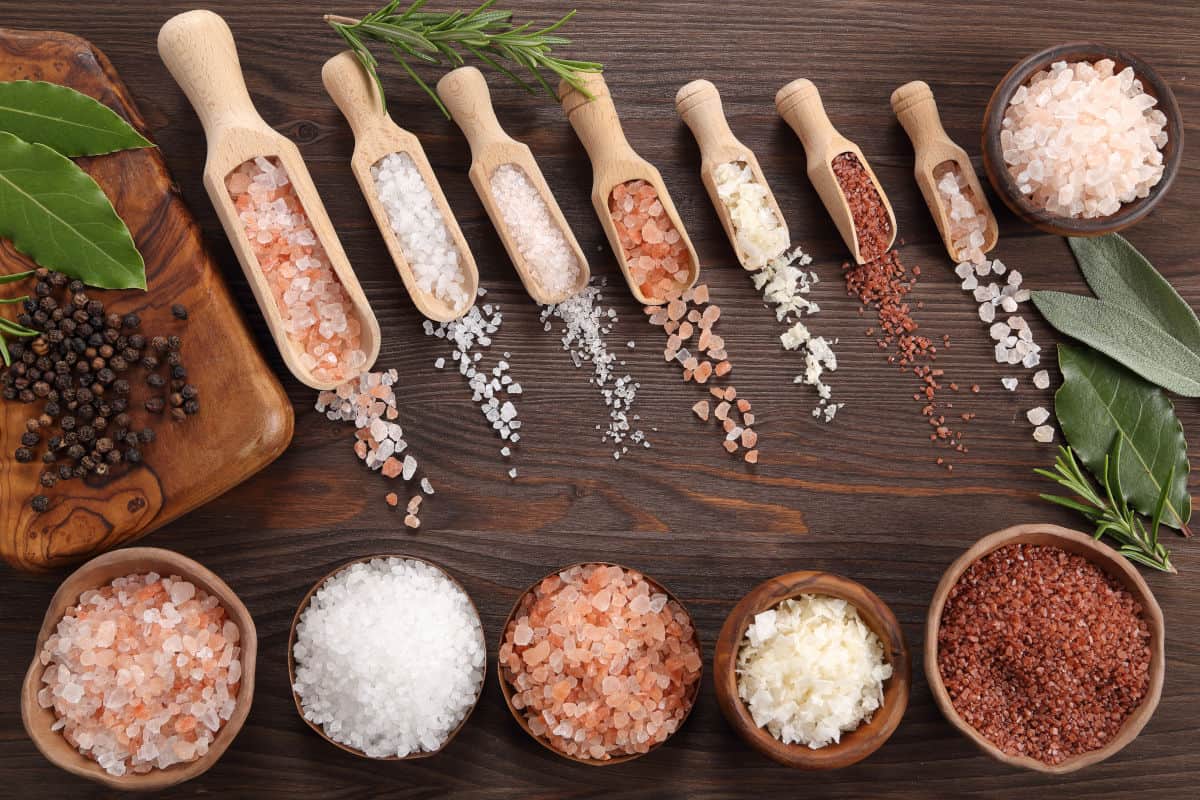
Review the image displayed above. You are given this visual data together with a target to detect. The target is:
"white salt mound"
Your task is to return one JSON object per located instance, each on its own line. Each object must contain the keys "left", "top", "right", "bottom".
{"left": 714, "top": 161, "right": 789, "bottom": 268}
{"left": 1001, "top": 59, "right": 1167, "bottom": 219}
{"left": 291, "top": 558, "right": 485, "bottom": 758}
{"left": 736, "top": 594, "right": 892, "bottom": 749}
{"left": 489, "top": 164, "right": 581, "bottom": 298}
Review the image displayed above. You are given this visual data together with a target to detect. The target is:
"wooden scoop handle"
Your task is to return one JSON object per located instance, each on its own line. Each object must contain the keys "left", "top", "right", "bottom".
{"left": 675, "top": 79, "right": 739, "bottom": 160}
{"left": 437, "top": 66, "right": 512, "bottom": 159}
{"left": 322, "top": 50, "right": 389, "bottom": 140}
{"left": 891, "top": 80, "right": 950, "bottom": 152}
{"left": 158, "top": 10, "right": 263, "bottom": 135}
{"left": 775, "top": 78, "right": 840, "bottom": 162}
{"left": 559, "top": 72, "right": 638, "bottom": 167}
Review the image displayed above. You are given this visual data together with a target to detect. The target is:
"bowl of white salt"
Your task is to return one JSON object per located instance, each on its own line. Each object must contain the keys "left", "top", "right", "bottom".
{"left": 982, "top": 42, "right": 1183, "bottom": 236}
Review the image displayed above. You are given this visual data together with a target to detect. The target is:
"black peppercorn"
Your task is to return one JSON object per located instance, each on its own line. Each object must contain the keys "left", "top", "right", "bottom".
{"left": 106, "top": 449, "right": 122, "bottom": 465}
{"left": 169, "top": 392, "right": 184, "bottom": 408}
{"left": 71, "top": 291, "right": 88, "bottom": 308}
{"left": 31, "top": 495, "right": 49, "bottom": 512}
{"left": 170, "top": 407, "right": 186, "bottom": 422}
{"left": 77, "top": 425, "right": 95, "bottom": 443}
{"left": 80, "top": 455, "right": 96, "bottom": 471}
{"left": 14, "top": 447, "right": 33, "bottom": 463}
{"left": 142, "top": 355, "right": 159, "bottom": 371}
{"left": 166, "top": 351, "right": 183, "bottom": 367}
{"left": 58, "top": 464, "right": 73, "bottom": 480}
{"left": 94, "top": 463, "right": 108, "bottom": 477}
{"left": 47, "top": 435, "right": 62, "bottom": 450}
{"left": 123, "top": 432, "right": 139, "bottom": 447}
{"left": 106, "top": 313, "right": 122, "bottom": 329}
{"left": 151, "top": 336, "right": 168, "bottom": 353}
{"left": 122, "top": 312, "right": 140, "bottom": 329}
{"left": 40, "top": 471, "right": 56, "bottom": 488}
{"left": 97, "top": 368, "right": 115, "bottom": 384}
{"left": 145, "top": 397, "right": 164, "bottom": 413}
{"left": 139, "top": 428, "right": 155, "bottom": 443}
{"left": 20, "top": 430, "right": 39, "bottom": 447}
{"left": 109, "top": 356, "right": 128, "bottom": 372}
{"left": 96, "top": 437, "right": 113, "bottom": 454}
{"left": 114, "top": 412, "right": 132, "bottom": 429}
{"left": 171, "top": 365, "right": 187, "bottom": 380}
{"left": 41, "top": 451, "right": 56, "bottom": 464}
{"left": 25, "top": 418, "right": 39, "bottom": 433}
{"left": 129, "top": 334, "right": 145, "bottom": 350}
{"left": 67, "top": 443, "right": 86, "bottom": 460}
{"left": 171, "top": 304, "right": 188, "bottom": 320}
{"left": 147, "top": 373, "right": 165, "bottom": 388}
{"left": 167, "top": 335, "right": 182, "bottom": 351}
{"left": 126, "top": 447, "right": 141, "bottom": 464}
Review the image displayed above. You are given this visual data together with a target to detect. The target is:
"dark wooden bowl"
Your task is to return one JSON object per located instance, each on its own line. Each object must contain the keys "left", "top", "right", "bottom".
{"left": 21, "top": 547, "right": 257, "bottom": 792}
{"left": 982, "top": 42, "right": 1183, "bottom": 236}
{"left": 925, "top": 523, "right": 1165, "bottom": 774}
{"left": 287, "top": 554, "right": 486, "bottom": 760}
{"left": 497, "top": 562, "right": 703, "bottom": 766}
{"left": 713, "top": 571, "right": 910, "bottom": 769}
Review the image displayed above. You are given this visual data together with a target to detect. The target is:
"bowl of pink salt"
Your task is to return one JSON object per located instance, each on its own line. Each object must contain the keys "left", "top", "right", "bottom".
{"left": 982, "top": 42, "right": 1183, "bottom": 236}
{"left": 21, "top": 547, "right": 255, "bottom": 791}
{"left": 497, "top": 562, "right": 704, "bottom": 765}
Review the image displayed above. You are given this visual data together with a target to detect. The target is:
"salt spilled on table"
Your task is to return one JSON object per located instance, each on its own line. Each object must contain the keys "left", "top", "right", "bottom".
{"left": 291, "top": 558, "right": 485, "bottom": 758}
{"left": 226, "top": 157, "right": 366, "bottom": 385}
{"left": 38, "top": 572, "right": 242, "bottom": 777}
{"left": 489, "top": 164, "right": 581, "bottom": 298}
{"left": 609, "top": 179, "right": 692, "bottom": 301}
{"left": 372, "top": 152, "right": 470, "bottom": 310}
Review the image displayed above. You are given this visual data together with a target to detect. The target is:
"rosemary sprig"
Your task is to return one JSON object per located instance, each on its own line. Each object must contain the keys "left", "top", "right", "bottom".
{"left": 0, "top": 270, "right": 36, "bottom": 365}
{"left": 324, "top": 0, "right": 602, "bottom": 117}
{"left": 1036, "top": 442, "right": 1176, "bottom": 573}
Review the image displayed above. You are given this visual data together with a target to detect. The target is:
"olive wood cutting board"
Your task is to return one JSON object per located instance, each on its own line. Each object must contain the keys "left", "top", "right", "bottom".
{"left": 0, "top": 28, "right": 293, "bottom": 572}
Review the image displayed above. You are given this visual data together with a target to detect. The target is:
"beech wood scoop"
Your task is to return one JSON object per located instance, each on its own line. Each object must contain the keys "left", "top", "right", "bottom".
{"left": 776, "top": 78, "right": 897, "bottom": 264}
{"left": 891, "top": 80, "right": 998, "bottom": 262}
{"left": 676, "top": 79, "right": 789, "bottom": 270}
{"left": 322, "top": 52, "right": 478, "bottom": 322}
{"left": 560, "top": 72, "right": 699, "bottom": 304}
{"left": 437, "top": 66, "right": 588, "bottom": 305}
{"left": 158, "top": 11, "right": 380, "bottom": 389}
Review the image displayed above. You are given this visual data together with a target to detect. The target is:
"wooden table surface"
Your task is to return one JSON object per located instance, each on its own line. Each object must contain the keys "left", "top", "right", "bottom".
{"left": 1, "top": 1, "right": 1197, "bottom": 797}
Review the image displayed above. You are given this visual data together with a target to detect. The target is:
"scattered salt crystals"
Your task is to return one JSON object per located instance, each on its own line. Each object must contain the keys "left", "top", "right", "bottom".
{"left": 1033, "top": 369, "right": 1051, "bottom": 390}
{"left": 1002, "top": 377, "right": 1018, "bottom": 391}
{"left": 499, "top": 564, "right": 702, "bottom": 761}
{"left": 541, "top": 281, "right": 647, "bottom": 458}
{"left": 957, "top": 258, "right": 1042, "bottom": 371}
{"left": 737, "top": 594, "right": 892, "bottom": 749}
{"left": 609, "top": 179, "right": 692, "bottom": 301}
{"left": 1002, "top": 59, "right": 1167, "bottom": 219}
{"left": 713, "top": 161, "right": 789, "bottom": 268}
{"left": 292, "top": 558, "right": 485, "bottom": 758}
{"left": 372, "top": 152, "right": 469, "bottom": 310}
{"left": 489, "top": 164, "right": 581, "bottom": 298}
{"left": 38, "top": 572, "right": 242, "bottom": 776}
{"left": 226, "top": 157, "right": 366, "bottom": 385}
{"left": 1033, "top": 424, "right": 1056, "bottom": 443}
{"left": 935, "top": 164, "right": 989, "bottom": 264}
{"left": 1027, "top": 406, "right": 1051, "bottom": 426}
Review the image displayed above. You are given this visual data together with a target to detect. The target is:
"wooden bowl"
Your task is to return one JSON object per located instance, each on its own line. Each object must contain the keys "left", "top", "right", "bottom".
{"left": 982, "top": 42, "right": 1183, "bottom": 236}
{"left": 286, "top": 554, "right": 486, "bottom": 760}
{"left": 497, "top": 562, "right": 703, "bottom": 765}
{"left": 713, "top": 571, "right": 910, "bottom": 769}
{"left": 21, "top": 547, "right": 257, "bottom": 791}
{"left": 925, "top": 523, "right": 1165, "bottom": 774}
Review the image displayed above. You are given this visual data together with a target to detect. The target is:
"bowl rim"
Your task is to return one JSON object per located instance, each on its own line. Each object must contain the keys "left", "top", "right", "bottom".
{"left": 285, "top": 553, "right": 487, "bottom": 761}
{"left": 981, "top": 41, "right": 1184, "bottom": 236}
{"left": 712, "top": 570, "right": 911, "bottom": 769}
{"left": 20, "top": 547, "right": 257, "bottom": 792}
{"left": 924, "top": 523, "right": 1165, "bottom": 774}
{"left": 496, "top": 561, "right": 704, "bottom": 766}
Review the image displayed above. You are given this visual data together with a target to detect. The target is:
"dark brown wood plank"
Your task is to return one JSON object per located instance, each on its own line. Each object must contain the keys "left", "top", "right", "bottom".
{"left": 0, "top": 1, "right": 1198, "bottom": 797}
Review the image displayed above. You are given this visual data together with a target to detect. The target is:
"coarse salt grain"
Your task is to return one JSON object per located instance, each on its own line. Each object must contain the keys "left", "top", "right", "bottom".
{"left": 713, "top": 161, "right": 789, "bottom": 268}
{"left": 489, "top": 164, "right": 581, "bottom": 298}
{"left": 934, "top": 164, "right": 989, "bottom": 264}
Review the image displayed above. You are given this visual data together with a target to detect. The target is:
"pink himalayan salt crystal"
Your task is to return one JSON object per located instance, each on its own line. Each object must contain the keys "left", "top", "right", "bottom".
{"left": 37, "top": 572, "right": 242, "bottom": 777}
{"left": 934, "top": 163, "right": 989, "bottom": 264}
{"left": 498, "top": 564, "right": 702, "bottom": 761}
{"left": 609, "top": 180, "right": 693, "bottom": 302}
{"left": 226, "top": 157, "right": 367, "bottom": 384}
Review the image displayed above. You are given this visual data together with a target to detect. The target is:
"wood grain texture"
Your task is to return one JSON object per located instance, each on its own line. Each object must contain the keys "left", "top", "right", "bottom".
{"left": 0, "top": 27, "right": 293, "bottom": 572}
{"left": 0, "top": 1, "right": 1198, "bottom": 797}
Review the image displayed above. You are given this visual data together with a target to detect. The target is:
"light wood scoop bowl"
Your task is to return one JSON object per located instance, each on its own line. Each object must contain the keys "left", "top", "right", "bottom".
{"left": 323, "top": 52, "right": 478, "bottom": 322}
{"left": 158, "top": 11, "right": 380, "bottom": 389}
{"left": 891, "top": 80, "right": 998, "bottom": 262}
{"left": 21, "top": 547, "right": 257, "bottom": 791}
{"left": 713, "top": 570, "right": 910, "bottom": 769}
{"left": 437, "top": 66, "right": 588, "bottom": 305}
{"left": 926, "top": 523, "right": 1164, "bottom": 774}
{"left": 559, "top": 72, "right": 699, "bottom": 304}
{"left": 775, "top": 78, "right": 897, "bottom": 264}
{"left": 676, "top": 79, "right": 788, "bottom": 271}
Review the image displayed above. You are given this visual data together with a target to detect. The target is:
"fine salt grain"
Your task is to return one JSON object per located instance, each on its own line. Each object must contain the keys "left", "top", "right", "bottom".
{"left": 489, "top": 164, "right": 581, "bottom": 298}
{"left": 291, "top": 558, "right": 485, "bottom": 758}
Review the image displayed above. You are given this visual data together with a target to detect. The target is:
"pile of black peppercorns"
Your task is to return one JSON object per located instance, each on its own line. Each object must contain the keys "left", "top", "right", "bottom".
{"left": 1, "top": 268, "right": 199, "bottom": 512}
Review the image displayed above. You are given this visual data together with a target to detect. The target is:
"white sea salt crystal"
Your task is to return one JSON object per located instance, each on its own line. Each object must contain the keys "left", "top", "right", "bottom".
{"left": 1033, "top": 424, "right": 1056, "bottom": 443}
{"left": 1033, "top": 369, "right": 1050, "bottom": 389}
{"left": 1026, "top": 406, "right": 1051, "bottom": 425}
{"left": 489, "top": 164, "right": 581, "bottom": 298}
{"left": 1002, "top": 377, "right": 1019, "bottom": 391}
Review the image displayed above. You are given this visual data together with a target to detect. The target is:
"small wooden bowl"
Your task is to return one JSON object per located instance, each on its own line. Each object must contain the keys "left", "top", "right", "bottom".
{"left": 21, "top": 547, "right": 257, "bottom": 792}
{"left": 287, "top": 554, "right": 486, "bottom": 760}
{"left": 982, "top": 42, "right": 1183, "bottom": 236}
{"left": 925, "top": 523, "right": 1165, "bottom": 774}
{"left": 713, "top": 571, "right": 910, "bottom": 769}
{"left": 497, "top": 562, "right": 703, "bottom": 766}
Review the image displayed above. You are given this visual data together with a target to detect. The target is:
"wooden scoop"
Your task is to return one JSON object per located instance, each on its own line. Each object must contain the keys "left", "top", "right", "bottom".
{"left": 676, "top": 79, "right": 788, "bottom": 270}
{"left": 891, "top": 80, "right": 998, "bottom": 262}
{"left": 437, "top": 66, "right": 588, "bottom": 305}
{"left": 322, "top": 52, "right": 478, "bottom": 322}
{"left": 158, "top": 11, "right": 379, "bottom": 390}
{"left": 775, "top": 78, "right": 897, "bottom": 264}
{"left": 559, "top": 72, "right": 699, "bottom": 304}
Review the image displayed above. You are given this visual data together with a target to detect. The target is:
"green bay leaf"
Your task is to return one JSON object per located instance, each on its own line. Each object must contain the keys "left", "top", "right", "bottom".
{"left": 1055, "top": 342, "right": 1191, "bottom": 530}
{"left": 0, "top": 131, "right": 145, "bottom": 289}
{"left": 0, "top": 81, "right": 151, "bottom": 157}
{"left": 1033, "top": 290, "right": 1200, "bottom": 396}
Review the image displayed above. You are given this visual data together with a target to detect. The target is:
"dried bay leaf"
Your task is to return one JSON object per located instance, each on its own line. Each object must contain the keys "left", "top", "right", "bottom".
{"left": 0, "top": 131, "right": 145, "bottom": 289}
{"left": 0, "top": 80, "right": 152, "bottom": 157}
{"left": 1055, "top": 343, "right": 1191, "bottom": 531}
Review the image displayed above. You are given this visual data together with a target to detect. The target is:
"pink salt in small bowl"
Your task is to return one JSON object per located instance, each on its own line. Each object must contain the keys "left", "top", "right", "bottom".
{"left": 21, "top": 548, "right": 256, "bottom": 792}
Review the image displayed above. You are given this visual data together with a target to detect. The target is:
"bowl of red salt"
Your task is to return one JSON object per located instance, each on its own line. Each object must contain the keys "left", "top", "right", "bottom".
{"left": 982, "top": 42, "right": 1183, "bottom": 236}
{"left": 21, "top": 547, "right": 256, "bottom": 791}
{"left": 497, "top": 562, "right": 704, "bottom": 765}
{"left": 926, "top": 523, "right": 1164, "bottom": 774}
